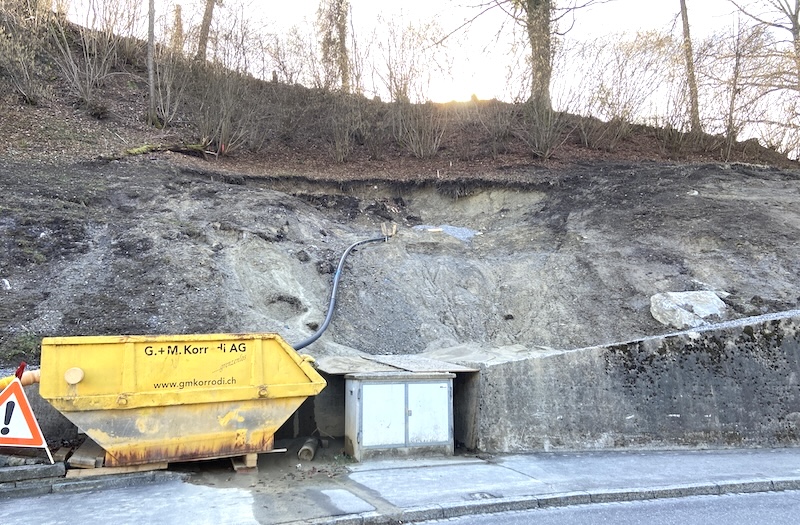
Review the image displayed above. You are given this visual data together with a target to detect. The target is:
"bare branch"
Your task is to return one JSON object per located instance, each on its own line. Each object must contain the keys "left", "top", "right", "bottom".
{"left": 552, "top": 0, "right": 616, "bottom": 23}
{"left": 727, "top": 0, "right": 796, "bottom": 31}
{"left": 432, "top": 3, "right": 501, "bottom": 47}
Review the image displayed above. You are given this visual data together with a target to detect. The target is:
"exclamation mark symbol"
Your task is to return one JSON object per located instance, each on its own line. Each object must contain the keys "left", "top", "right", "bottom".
{"left": 1, "top": 401, "right": 15, "bottom": 435}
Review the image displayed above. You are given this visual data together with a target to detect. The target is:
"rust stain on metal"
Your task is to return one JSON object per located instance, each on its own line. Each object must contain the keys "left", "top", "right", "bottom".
{"left": 105, "top": 435, "right": 275, "bottom": 467}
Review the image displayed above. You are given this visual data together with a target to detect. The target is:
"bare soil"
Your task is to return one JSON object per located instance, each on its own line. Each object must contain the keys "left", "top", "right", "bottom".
{"left": 1, "top": 148, "right": 799, "bottom": 367}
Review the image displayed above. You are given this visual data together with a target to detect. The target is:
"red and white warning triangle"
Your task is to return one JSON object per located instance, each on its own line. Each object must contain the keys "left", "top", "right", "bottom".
{"left": 0, "top": 378, "right": 47, "bottom": 450}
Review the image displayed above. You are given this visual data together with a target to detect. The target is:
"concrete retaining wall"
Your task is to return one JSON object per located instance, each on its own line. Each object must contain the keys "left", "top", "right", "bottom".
{"left": 461, "top": 310, "right": 800, "bottom": 452}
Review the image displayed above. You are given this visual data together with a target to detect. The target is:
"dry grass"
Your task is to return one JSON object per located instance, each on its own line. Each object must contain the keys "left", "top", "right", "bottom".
{"left": 0, "top": 9, "right": 796, "bottom": 177}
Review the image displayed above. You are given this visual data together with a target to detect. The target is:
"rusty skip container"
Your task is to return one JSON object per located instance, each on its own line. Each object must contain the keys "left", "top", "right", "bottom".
{"left": 39, "top": 333, "right": 326, "bottom": 467}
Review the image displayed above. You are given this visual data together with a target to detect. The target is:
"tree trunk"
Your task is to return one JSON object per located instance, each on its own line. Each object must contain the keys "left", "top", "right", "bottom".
{"left": 170, "top": 4, "right": 184, "bottom": 53}
{"left": 794, "top": 34, "right": 800, "bottom": 93}
{"left": 725, "top": 28, "right": 745, "bottom": 161}
{"left": 195, "top": 0, "right": 216, "bottom": 62}
{"left": 524, "top": 0, "right": 552, "bottom": 113}
{"left": 147, "top": 0, "right": 156, "bottom": 125}
{"left": 791, "top": 2, "right": 800, "bottom": 92}
{"left": 336, "top": 0, "right": 350, "bottom": 92}
{"left": 680, "top": 0, "right": 701, "bottom": 133}
{"left": 318, "top": 0, "right": 351, "bottom": 91}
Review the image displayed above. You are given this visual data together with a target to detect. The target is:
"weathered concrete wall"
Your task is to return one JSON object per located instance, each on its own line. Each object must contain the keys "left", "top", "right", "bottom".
{"left": 315, "top": 372, "right": 346, "bottom": 438}
{"left": 433, "top": 310, "right": 800, "bottom": 453}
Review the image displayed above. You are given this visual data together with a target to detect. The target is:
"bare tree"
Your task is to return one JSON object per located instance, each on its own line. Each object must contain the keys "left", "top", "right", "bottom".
{"left": 680, "top": 0, "right": 702, "bottom": 132}
{"left": 170, "top": 4, "right": 184, "bottom": 53}
{"left": 456, "top": 1, "right": 613, "bottom": 112}
{"left": 725, "top": 0, "right": 799, "bottom": 156}
{"left": 196, "top": 0, "right": 222, "bottom": 62}
{"left": 570, "top": 31, "right": 679, "bottom": 149}
{"left": 263, "top": 28, "right": 308, "bottom": 84}
{"left": 695, "top": 23, "right": 774, "bottom": 157}
{"left": 317, "top": 0, "right": 351, "bottom": 91}
{"left": 513, "top": 0, "right": 554, "bottom": 112}
{"left": 147, "top": 0, "right": 156, "bottom": 125}
{"left": 727, "top": 0, "right": 799, "bottom": 90}
{"left": 374, "top": 16, "right": 445, "bottom": 103}
{"left": 723, "top": 24, "right": 749, "bottom": 158}
{"left": 48, "top": 0, "right": 141, "bottom": 114}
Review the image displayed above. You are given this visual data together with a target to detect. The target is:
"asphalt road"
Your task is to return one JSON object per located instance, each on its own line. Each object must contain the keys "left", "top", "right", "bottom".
{"left": 421, "top": 491, "right": 800, "bottom": 525}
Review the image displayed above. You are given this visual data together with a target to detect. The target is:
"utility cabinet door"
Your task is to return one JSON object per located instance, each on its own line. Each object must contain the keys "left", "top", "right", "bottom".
{"left": 361, "top": 383, "right": 406, "bottom": 446}
{"left": 407, "top": 382, "right": 450, "bottom": 444}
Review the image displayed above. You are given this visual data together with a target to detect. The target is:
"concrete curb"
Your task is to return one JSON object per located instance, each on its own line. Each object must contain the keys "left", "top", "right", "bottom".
{"left": 305, "top": 477, "right": 800, "bottom": 525}
{"left": 0, "top": 469, "right": 187, "bottom": 500}
{"left": 0, "top": 462, "right": 65, "bottom": 484}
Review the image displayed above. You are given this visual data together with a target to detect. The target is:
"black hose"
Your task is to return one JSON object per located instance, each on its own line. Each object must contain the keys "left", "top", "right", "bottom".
{"left": 292, "top": 235, "right": 387, "bottom": 350}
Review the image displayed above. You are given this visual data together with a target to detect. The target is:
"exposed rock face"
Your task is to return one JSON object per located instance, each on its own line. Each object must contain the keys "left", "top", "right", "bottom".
{"left": 2, "top": 158, "right": 800, "bottom": 366}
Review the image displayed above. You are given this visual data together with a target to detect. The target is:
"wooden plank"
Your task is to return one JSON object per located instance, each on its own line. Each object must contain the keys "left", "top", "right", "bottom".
{"left": 68, "top": 439, "right": 105, "bottom": 469}
{"left": 66, "top": 462, "right": 168, "bottom": 478}
{"left": 52, "top": 447, "right": 73, "bottom": 463}
{"left": 243, "top": 453, "right": 258, "bottom": 468}
{"left": 231, "top": 453, "right": 258, "bottom": 472}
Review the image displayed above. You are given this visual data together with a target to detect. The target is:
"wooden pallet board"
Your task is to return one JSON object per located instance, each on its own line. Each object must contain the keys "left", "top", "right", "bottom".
{"left": 52, "top": 447, "right": 74, "bottom": 463}
{"left": 231, "top": 453, "right": 258, "bottom": 472}
{"left": 67, "top": 439, "right": 105, "bottom": 469}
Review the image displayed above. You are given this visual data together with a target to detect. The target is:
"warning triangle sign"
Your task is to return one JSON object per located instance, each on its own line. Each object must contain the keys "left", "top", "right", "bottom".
{"left": 0, "top": 378, "right": 46, "bottom": 448}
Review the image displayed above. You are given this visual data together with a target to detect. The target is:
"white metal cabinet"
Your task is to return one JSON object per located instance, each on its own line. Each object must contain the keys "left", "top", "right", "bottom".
{"left": 345, "top": 372, "right": 455, "bottom": 461}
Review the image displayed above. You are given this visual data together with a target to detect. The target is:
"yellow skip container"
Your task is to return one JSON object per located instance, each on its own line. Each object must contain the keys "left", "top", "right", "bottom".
{"left": 39, "top": 333, "right": 326, "bottom": 466}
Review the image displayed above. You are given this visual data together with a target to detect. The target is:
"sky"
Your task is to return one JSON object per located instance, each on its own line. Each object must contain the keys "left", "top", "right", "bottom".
{"left": 441, "top": 0, "right": 747, "bottom": 102}
{"left": 66, "top": 0, "right": 770, "bottom": 102}
{"left": 276, "top": 0, "right": 751, "bottom": 102}
{"left": 578, "top": 0, "right": 742, "bottom": 38}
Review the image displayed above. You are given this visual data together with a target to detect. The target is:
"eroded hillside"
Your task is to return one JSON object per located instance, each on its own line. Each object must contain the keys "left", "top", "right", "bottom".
{"left": 1, "top": 156, "right": 799, "bottom": 365}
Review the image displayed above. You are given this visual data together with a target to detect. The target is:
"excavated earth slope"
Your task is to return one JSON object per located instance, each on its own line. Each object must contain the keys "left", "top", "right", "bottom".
{"left": 1, "top": 156, "right": 799, "bottom": 364}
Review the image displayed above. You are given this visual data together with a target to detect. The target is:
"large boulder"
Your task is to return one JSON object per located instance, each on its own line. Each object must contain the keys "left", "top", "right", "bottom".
{"left": 650, "top": 291, "right": 728, "bottom": 329}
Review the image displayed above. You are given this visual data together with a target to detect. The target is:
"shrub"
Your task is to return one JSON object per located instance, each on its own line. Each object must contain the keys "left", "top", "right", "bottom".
{"left": 391, "top": 101, "right": 447, "bottom": 159}
{"left": 324, "top": 92, "right": 364, "bottom": 162}
{"left": 47, "top": 19, "right": 118, "bottom": 114}
{"left": 474, "top": 99, "right": 517, "bottom": 158}
{"left": 0, "top": 12, "right": 48, "bottom": 105}
{"left": 514, "top": 101, "right": 571, "bottom": 159}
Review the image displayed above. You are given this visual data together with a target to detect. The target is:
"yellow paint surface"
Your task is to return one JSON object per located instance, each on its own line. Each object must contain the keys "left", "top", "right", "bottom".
{"left": 39, "top": 333, "right": 325, "bottom": 410}
{"left": 37, "top": 333, "right": 326, "bottom": 465}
